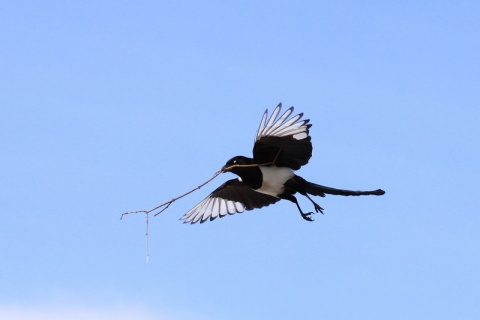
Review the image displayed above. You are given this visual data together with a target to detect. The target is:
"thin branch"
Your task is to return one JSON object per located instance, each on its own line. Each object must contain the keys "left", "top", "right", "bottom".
{"left": 272, "top": 146, "right": 283, "bottom": 166}
{"left": 121, "top": 161, "right": 273, "bottom": 262}
{"left": 152, "top": 169, "right": 224, "bottom": 217}
{"left": 120, "top": 162, "right": 273, "bottom": 219}
{"left": 146, "top": 212, "right": 149, "bottom": 263}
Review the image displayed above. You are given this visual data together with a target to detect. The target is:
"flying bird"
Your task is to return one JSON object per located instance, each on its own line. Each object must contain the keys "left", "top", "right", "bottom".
{"left": 181, "top": 104, "right": 385, "bottom": 224}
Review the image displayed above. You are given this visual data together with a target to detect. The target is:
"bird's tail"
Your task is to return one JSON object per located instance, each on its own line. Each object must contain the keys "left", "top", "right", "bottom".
{"left": 304, "top": 180, "right": 385, "bottom": 197}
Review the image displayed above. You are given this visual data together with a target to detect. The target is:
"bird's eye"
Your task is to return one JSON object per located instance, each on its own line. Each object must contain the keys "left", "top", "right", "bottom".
{"left": 233, "top": 160, "right": 237, "bottom": 164}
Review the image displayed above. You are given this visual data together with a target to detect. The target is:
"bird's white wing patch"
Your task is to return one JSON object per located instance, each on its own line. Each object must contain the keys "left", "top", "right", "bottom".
{"left": 181, "top": 196, "right": 245, "bottom": 224}
{"left": 256, "top": 103, "right": 310, "bottom": 141}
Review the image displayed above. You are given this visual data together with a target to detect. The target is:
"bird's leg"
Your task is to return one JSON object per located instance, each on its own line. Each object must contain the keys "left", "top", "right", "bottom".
{"left": 305, "top": 194, "right": 324, "bottom": 214}
{"left": 282, "top": 194, "right": 315, "bottom": 221}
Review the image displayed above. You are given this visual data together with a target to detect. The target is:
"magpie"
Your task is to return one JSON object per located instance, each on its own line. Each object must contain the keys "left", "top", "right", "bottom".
{"left": 181, "top": 103, "right": 385, "bottom": 224}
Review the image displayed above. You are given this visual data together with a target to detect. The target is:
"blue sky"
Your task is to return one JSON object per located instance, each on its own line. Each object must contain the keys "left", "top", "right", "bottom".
{"left": 1, "top": 1, "right": 479, "bottom": 319}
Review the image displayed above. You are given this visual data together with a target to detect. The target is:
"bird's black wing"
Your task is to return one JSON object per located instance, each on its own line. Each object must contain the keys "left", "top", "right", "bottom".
{"left": 253, "top": 103, "right": 313, "bottom": 170}
{"left": 181, "top": 179, "right": 280, "bottom": 224}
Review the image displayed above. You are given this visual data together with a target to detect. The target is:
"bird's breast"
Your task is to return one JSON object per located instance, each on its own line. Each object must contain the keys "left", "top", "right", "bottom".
{"left": 256, "top": 166, "right": 294, "bottom": 197}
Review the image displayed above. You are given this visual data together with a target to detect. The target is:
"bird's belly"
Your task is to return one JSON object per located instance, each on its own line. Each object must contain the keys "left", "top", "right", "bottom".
{"left": 257, "top": 167, "right": 294, "bottom": 197}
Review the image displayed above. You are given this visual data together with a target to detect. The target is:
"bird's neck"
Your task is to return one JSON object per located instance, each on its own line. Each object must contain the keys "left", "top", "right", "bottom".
{"left": 232, "top": 166, "right": 263, "bottom": 189}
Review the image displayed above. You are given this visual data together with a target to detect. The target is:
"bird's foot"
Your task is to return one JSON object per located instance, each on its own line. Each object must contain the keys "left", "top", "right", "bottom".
{"left": 313, "top": 203, "right": 324, "bottom": 214}
{"left": 301, "top": 211, "right": 315, "bottom": 222}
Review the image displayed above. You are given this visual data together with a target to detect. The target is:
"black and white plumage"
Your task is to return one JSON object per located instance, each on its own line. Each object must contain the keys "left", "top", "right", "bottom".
{"left": 181, "top": 103, "right": 385, "bottom": 224}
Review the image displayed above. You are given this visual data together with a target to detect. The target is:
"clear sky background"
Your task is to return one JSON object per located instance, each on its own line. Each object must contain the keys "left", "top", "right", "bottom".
{"left": 1, "top": 1, "right": 479, "bottom": 319}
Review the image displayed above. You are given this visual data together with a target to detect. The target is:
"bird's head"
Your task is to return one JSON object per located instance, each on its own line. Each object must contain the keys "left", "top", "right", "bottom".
{"left": 222, "top": 156, "right": 255, "bottom": 173}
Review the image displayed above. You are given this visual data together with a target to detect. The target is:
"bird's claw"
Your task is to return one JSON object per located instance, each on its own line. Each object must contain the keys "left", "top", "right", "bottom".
{"left": 301, "top": 212, "right": 315, "bottom": 222}
{"left": 314, "top": 203, "right": 324, "bottom": 214}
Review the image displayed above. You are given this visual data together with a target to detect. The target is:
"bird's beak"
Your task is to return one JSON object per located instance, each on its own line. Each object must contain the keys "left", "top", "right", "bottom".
{"left": 221, "top": 164, "right": 231, "bottom": 172}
